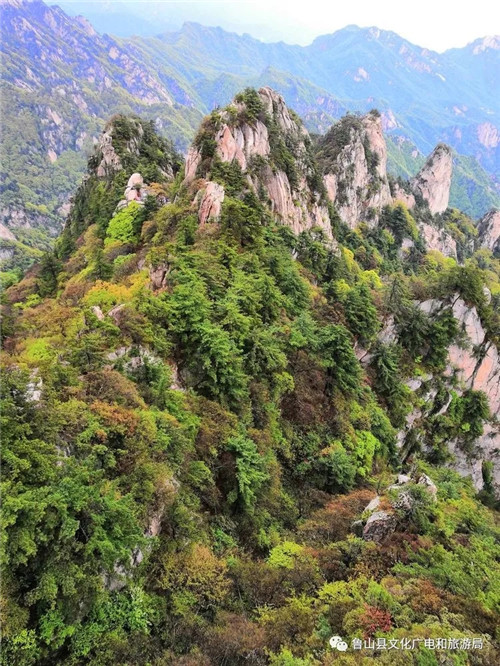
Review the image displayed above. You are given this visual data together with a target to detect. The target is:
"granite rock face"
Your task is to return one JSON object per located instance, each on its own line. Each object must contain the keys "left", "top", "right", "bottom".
{"left": 393, "top": 295, "right": 500, "bottom": 496}
{"left": 410, "top": 144, "right": 453, "bottom": 215}
{"left": 320, "top": 111, "right": 392, "bottom": 229}
{"left": 477, "top": 209, "right": 500, "bottom": 253}
{"left": 184, "top": 87, "right": 332, "bottom": 237}
{"left": 96, "top": 129, "right": 123, "bottom": 178}
{"left": 318, "top": 113, "right": 454, "bottom": 240}
{"left": 197, "top": 181, "right": 225, "bottom": 225}
{"left": 420, "top": 222, "right": 457, "bottom": 258}
{"left": 391, "top": 182, "right": 416, "bottom": 209}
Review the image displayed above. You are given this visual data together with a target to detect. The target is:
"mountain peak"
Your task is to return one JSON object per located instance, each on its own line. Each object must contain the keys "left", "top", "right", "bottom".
{"left": 411, "top": 143, "right": 453, "bottom": 214}
{"left": 470, "top": 35, "right": 500, "bottom": 54}
{"left": 184, "top": 87, "right": 331, "bottom": 235}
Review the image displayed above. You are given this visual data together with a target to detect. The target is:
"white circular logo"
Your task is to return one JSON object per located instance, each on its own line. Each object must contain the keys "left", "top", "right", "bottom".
{"left": 329, "top": 636, "right": 348, "bottom": 651}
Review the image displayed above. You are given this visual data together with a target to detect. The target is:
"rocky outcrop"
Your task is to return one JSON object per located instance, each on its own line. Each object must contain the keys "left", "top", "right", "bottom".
{"left": 410, "top": 144, "right": 453, "bottom": 214}
{"left": 96, "top": 128, "right": 123, "bottom": 178}
{"left": 149, "top": 262, "right": 171, "bottom": 290}
{"left": 26, "top": 370, "right": 43, "bottom": 404}
{"left": 363, "top": 511, "right": 397, "bottom": 543}
{"left": 477, "top": 209, "right": 500, "bottom": 253}
{"left": 115, "top": 172, "right": 151, "bottom": 211}
{"left": 360, "top": 472, "right": 438, "bottom": 543}
{"left": 395, "top": 295, "right": 500, "bottom": 496}
{"left": 196, "top": 181, "right": 225, "bottom": 225}
{"left": 95, "top": 117, "right": 177, "bottom": 184}
{"left": 420, "top": 222, "right": 457, "bottom": 258}
{"left": 419, "top": 295, "right": 500, "bottom": 413}
{"left": 445, "top": 297, "right": 500, "bottom": 415}
{"left": 449, "top": 425, "right": 499, "bottom": 494}
{"left": 317, "top": 115, "right": 454, "bottom": 232}
{"left": 391, "top": 182, "right": 416, "bottom": 209}
{"left": 319, "top": 111, "right": 392, "bottom": 228}
{"left": 0, "top": 223, "right": 16, "bottom": 241}
{"left": 184, "top": 88, "right": 332, "bottom": 237}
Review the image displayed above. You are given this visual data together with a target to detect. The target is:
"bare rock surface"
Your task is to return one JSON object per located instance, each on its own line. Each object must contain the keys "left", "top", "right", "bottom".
{"left": 410, "top": 144, "right": 453, "bottom": 214}
{"left": 184, "top": 87, "right": 332, "bottom": 237}
{"left": 363, "top": 511, "right": 398, "bottom": 543}
{"left": 197, "top": 181, "right": 225, "bottom": 225}
{"left": 477, "top": 209, "right": 500, "bottom": 253}
{"left": 322, "top": 112, "right": 392, "bottom": 228}
{"left": 420, "top": 222, "right": 457, "bottom": 258}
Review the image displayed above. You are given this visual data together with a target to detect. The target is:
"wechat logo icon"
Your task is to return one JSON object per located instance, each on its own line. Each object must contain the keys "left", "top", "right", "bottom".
{"left": 329, "top": 635, "right": 348, "bottom": 651}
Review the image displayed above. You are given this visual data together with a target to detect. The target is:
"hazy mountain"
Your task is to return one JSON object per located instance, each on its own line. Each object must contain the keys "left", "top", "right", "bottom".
{"left": 144, "top": 22, "right": 499, "bottom": 169}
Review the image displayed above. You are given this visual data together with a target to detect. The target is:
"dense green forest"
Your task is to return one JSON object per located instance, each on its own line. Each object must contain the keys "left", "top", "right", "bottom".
{"left": 1, "top": 92, "right": 499, "bottom": 665}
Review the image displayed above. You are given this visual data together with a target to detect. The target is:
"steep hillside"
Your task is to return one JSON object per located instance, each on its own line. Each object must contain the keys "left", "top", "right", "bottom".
{"left": 2, "top": 88, "right": 499, "bottom": 665}
{"left": 183, "top": 87, "right": 330, "bottom": 235}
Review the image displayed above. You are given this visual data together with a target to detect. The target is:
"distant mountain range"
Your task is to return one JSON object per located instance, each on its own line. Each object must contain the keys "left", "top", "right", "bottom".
{"left": 0, "top": 0, "right": 499, "bottom": 262}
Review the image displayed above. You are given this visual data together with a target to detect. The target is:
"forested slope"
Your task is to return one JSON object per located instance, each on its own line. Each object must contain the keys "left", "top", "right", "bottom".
{"left": 1, "top": 88, "right": 499, "bottom": 666}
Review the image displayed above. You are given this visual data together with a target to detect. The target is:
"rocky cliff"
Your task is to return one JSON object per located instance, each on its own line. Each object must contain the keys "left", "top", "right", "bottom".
{"left": 315, "top": 113, "right": 455, "bottom": 254}
{"left": 410, "top": 296, "right": 499, "bottom": 495}
{"left": 5, "top": 89, "right": 500, "bottom": 502}
{"left": 317, "top": 111, "right": 392, "bottom": 228}
{"left": 57, "top": 114, "right": 180, "bottom": 255}
{"left": 410, "top": 144, "right": 453, "bottom": 215}
{"left": 184, "top": 87, "right": 332, "bottom": 236}
{"left": 2, "top": 0, "right": 498, "bottom": 281}
{"left": 477, "top": 209, "right": 500, "bottom": 253}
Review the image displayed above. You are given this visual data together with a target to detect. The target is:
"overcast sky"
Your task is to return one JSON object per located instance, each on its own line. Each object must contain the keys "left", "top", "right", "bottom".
{"left": 58, "top": 0, "right": 500, "bottom": 50}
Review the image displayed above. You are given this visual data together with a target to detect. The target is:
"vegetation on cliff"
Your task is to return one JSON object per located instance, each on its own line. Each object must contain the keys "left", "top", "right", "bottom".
{"left": 1, "top": 97, "right": 499, "bottom": 666}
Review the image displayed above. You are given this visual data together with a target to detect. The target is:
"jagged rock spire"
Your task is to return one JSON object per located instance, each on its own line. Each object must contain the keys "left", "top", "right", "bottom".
{"left": 317, "top": 110, "right": 392, "bottom": 228}
{"left": 411, "top": 143, "right": 453, "bottom": 215}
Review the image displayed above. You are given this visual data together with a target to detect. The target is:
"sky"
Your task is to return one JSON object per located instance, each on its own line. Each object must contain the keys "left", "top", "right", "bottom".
{"left": 57, "top": 0, "right": 500, "bottom": 51}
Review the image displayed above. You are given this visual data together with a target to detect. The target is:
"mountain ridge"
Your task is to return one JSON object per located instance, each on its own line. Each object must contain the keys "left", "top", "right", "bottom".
{"left": 1, "top": 0, "right": 499, "bottom": 278}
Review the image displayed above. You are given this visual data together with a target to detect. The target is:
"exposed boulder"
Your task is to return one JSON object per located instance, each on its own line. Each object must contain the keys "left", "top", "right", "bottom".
{"left": 417, "top": 473, "right": 438, "bottom": 499}
{"left": 91, "top": 305, "right": 105, "bottom": 321}
{"left": 365, "top": 496, "right": 381, "bottom": 512}
{"left": 360, "top": 472, "right": 438, "bottom": 542}
{"left": 115, "top": 172, "right": 151, "bottom": 211}
{"left": 363, "top": 511, "right": 398, "bottom": 543}
{"left": 149, "top": 262, "right": 170, "bottom": 290}
{"left": 108, "top": 303, "right": 126, "bottom": 324}
{"left": 127, "top": 172, "right": 143, "bottom": 189}
{"left": 410, "top": 143, "right": 453, "bottom": 214}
